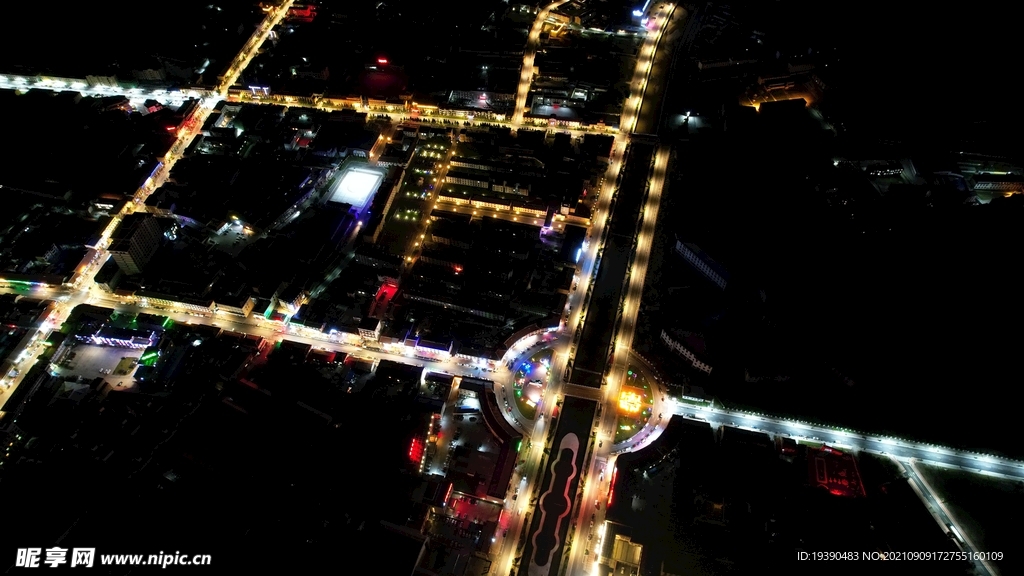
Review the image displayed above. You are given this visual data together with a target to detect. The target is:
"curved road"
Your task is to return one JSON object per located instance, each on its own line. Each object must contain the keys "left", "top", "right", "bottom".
{"left": 512, "top": 0, "right": 569, "bottom": 126}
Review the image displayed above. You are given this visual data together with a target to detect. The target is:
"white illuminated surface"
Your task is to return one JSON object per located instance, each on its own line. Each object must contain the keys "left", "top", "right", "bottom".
{"left": 329, "top": 166, "right": 384, "bottom": 210}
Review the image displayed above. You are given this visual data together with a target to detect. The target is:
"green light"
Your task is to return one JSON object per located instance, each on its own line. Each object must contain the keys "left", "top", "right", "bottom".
{"left": 517, "top": 440, "right": 522, "bottom": 452}
{"left": 140, "top": 352, "right": 159, "bottom": 362}
{"left": 162, "top": 317, "right": 173, "bottom": 328}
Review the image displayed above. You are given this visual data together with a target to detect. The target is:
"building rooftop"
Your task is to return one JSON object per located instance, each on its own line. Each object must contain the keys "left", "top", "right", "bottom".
{"left": 806, "top": 445, "right": 866, "bottom": 498}
{"left": 456, "top": 377, "right": 521, "bottom": 500}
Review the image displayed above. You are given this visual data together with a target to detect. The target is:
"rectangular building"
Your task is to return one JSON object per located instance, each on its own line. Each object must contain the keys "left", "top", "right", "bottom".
{"left": 674, "top": 241, "right": 728, "bottom": 290}
{"left": 108, "top": 214, "right": 164, "bottom": 275}
{"left": 445, "top": 169, "right": 491, "bottom": 190}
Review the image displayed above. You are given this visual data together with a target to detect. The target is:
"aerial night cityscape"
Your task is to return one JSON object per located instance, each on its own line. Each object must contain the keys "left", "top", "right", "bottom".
{"left": 1, "top": 0, "right": 1021, "bottom": 574}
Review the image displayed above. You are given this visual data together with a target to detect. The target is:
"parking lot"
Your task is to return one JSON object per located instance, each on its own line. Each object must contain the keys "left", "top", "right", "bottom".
{"left": 209, "top": 220, "right": 256, "bottom": 256}
{"left": 55, "top": 344, "right": 145, "bottom": 390}
{"left": 431, "top": 391, "right": 502, "bottom": 476}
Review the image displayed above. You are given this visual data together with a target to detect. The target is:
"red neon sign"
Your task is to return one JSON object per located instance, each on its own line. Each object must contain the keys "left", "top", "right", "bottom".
{"left": 377, "top": 58, "right": 388, "bottom": 65}
{"left": 408, "top": 438, "right": 424, "bottom": 463}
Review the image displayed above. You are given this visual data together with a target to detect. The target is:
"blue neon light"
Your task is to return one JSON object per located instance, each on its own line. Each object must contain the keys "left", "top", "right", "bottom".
{"left": 575, "top": 248, "right": 582, "bottom": 263}
{"left": 147, "top": 161, "right": 164, "bottom": 181}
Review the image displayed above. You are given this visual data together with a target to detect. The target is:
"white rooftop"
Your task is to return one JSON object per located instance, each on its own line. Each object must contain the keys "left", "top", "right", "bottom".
{"left": 329, "top": 165, "right": 384, "bottom": 211}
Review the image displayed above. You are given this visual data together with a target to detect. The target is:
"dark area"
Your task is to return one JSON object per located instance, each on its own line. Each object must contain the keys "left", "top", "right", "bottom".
{"left": 606, "top": 418, "right": 971, "bottom": 576}
{"left": 639, "top": 0, "right": 1024, "bottom": 457}
{"left": 0, "top": 2, "right": 263, "bottom": 85}
{"left": 0, "top": 88, "right": 180, "bottom": 205}
{"left": 778, "top": 1, "right": 1024, "bottom": 137}
{"left": 2, "top": 319, "right": 430, "bottom": 570}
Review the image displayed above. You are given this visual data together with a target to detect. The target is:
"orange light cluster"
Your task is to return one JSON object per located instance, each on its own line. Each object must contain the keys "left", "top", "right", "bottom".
{"left": 618, "top": 389, "right": 643, "bottom": 414}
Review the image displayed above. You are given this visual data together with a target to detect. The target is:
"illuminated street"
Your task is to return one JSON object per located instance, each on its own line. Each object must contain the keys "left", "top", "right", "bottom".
{"left": 0, "top": 2, "right": 1015, "bottom": 574}
{"left": 0, "top": 1, "right": 295, "bottom": 416}
{"left": 485, "top": 6, "right": 680, "bottom": 575}
{"left": 0, "top": 5, "right": 680, "bottom": 575}
{"left": 512, "top": 0, "right": 568, "bottom": 126}
{"left": 429, "top": 202, "right": 581, "bottom": 231}
{"left": 564, "top": 129, "right": 673, "bottom": 576}
{"left": 224, "top": 92, "right": 617, "bottom": 136}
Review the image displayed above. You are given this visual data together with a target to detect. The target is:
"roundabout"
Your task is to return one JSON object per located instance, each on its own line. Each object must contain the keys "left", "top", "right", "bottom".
{"left": 609, "top": 354, "right": 675, "bottom": 454}
{"left": 612, "top": 365, "right": 656, "bottom": 444}
{"left": 511, "top": 349, "right": 554, "bottom": 420}
{"left": 494, "top": 330, "right": 562, "bottom": 429}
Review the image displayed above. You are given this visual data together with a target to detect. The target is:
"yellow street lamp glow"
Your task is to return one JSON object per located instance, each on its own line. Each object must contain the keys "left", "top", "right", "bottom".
{"left": 619, "top": 388, "right": 644, "bottom": 414}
